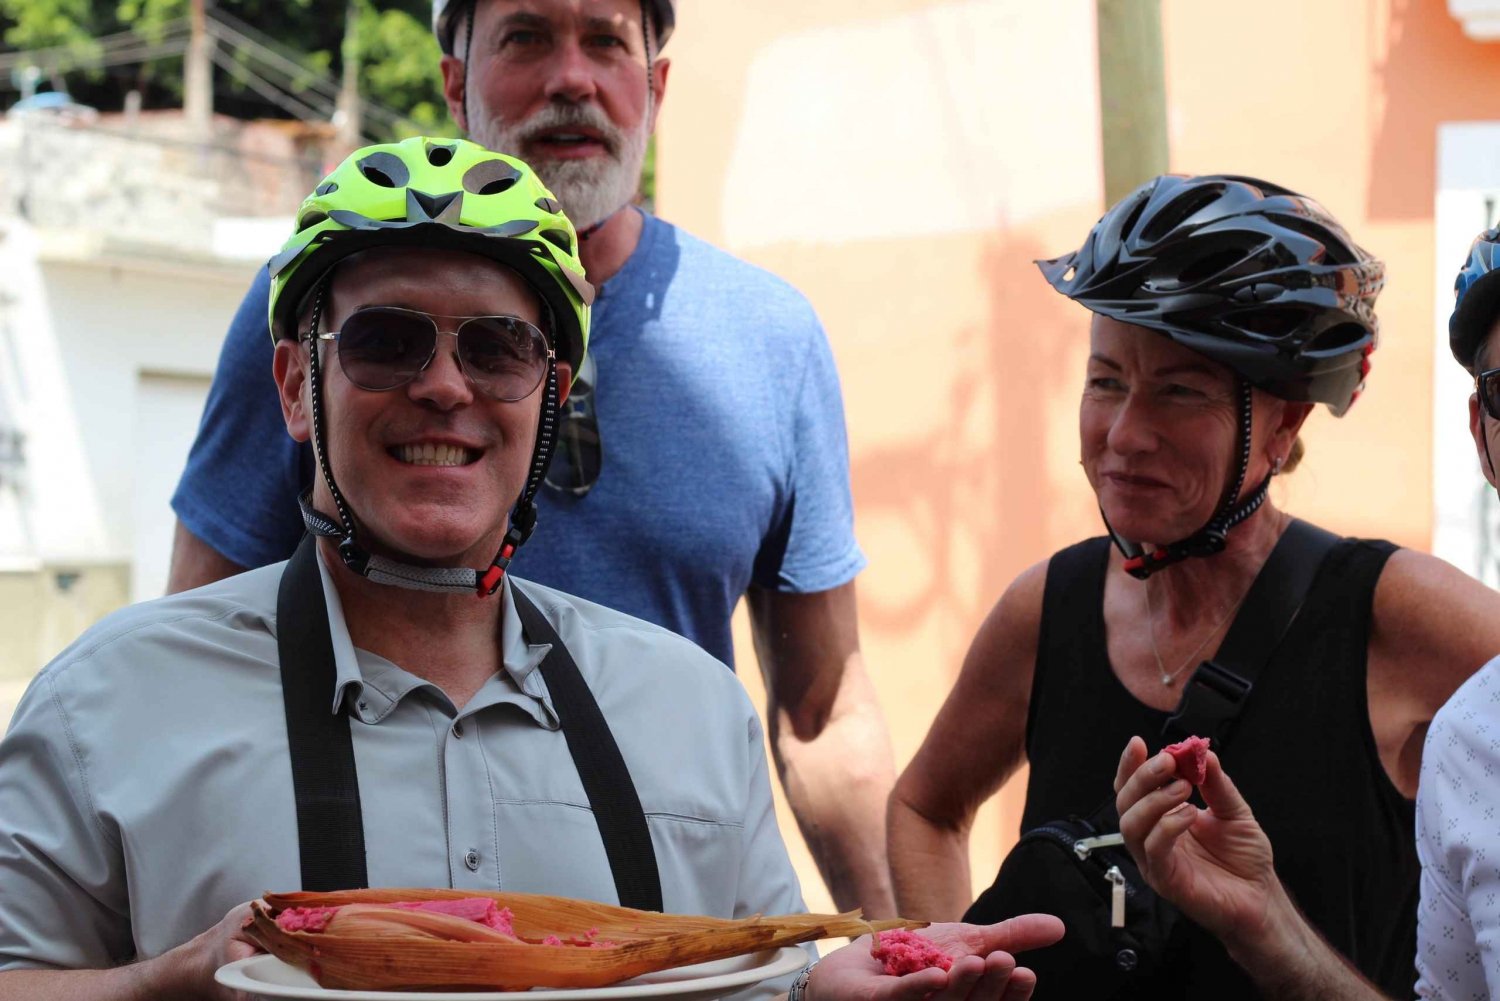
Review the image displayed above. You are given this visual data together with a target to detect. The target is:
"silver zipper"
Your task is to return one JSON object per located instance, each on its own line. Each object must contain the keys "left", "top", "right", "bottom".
{"left": 1072, "top": 832, "right": 1126, "bottom": 859}
{"left": 1105, "top": 866, "right": 1127, "bottom": 928}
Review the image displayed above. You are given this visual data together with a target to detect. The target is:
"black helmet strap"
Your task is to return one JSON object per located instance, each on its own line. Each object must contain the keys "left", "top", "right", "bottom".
{"left": 1109, "top": 378, "right": 1269, "bottom": 580}
{"left": 300, "top": 277, "right": 559, "bottom": 598}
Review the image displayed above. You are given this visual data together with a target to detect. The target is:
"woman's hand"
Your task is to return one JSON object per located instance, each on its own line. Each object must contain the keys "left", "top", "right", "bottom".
{"left": 1113, "top": 738, "right": 1397, "bottom": 999}
{"left": 806, "top": 915, "right": 1064, "bottom": 1001}
{"left": 1113, "top": 736, "right": 1280, "bottom": 948}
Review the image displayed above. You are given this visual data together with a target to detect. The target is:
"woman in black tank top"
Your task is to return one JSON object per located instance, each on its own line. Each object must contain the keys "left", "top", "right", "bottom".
{"left": 888, "top": 175, "right": 1500, "bottom": 999}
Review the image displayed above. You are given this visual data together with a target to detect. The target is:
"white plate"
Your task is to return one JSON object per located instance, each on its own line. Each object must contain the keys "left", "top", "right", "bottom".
{"left": 215, "top": 946, "right": 809, "bottom": 1000}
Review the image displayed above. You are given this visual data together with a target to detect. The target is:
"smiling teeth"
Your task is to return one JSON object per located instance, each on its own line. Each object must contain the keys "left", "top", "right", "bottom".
{"left": 397, "top": 443, "right": 474, "bottom": 466}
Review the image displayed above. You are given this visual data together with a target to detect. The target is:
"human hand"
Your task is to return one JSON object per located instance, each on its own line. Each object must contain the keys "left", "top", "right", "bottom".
{"left": 177, "top": 901, "right": 262, "bottom": 1001}
{"left": 805, "top": 915, "right": 1064, "bottom": 1001}
{"left": 1113, "top": 735, "right": 1280, "bottom": 948}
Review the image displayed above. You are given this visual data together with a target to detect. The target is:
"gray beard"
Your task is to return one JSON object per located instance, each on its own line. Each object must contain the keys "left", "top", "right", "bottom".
{"left": 476, "top": 117, "right": 650, "bottom": 231}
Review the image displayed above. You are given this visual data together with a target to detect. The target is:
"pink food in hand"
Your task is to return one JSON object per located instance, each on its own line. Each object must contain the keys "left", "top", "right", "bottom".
{"left": 1163, "top": 735, "right": 1211, "bottom": 785}
{"left": 870, "top": 929, "right": 953, "bottom": 976}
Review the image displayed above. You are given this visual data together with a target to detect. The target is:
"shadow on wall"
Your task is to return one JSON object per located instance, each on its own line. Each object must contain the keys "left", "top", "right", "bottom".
{"left": 1367, "top": 0, "right": 1500, "bottom": 222}
{"left": 851, "top": 230, "right": 1098, "bottom": 641}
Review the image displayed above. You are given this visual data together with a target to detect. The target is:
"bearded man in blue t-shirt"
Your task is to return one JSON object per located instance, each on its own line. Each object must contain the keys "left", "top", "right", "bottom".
{"left": 168, "top": 0, "right": 896, "bottom": 918}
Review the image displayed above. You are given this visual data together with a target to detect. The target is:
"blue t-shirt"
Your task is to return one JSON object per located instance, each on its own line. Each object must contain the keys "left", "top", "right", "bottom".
{"left": 172, "top": 212, "right": 865, "bottom": 667}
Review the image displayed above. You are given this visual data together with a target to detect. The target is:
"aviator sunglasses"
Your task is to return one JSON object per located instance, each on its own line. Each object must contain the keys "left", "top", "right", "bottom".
{"left": 313, "top": 306, "right": 552, "bottom": 402}
{"left": 544, "top": 351, "right": 602, "bottom": 496}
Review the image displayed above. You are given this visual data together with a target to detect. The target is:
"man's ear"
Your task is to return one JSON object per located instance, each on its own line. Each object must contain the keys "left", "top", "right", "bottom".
{"left": 647, "top": 57, "right": 670, "bottom": 133}
{"left": 274, "top": 339, "right": 313, "bottom": 443}
{"left": 556, "top": 361, "right": 574, "bottom": 406}
{"left": 440, "top": 55, "right": 468, "bottom": 132}
{"left": 1472, "top": 392, "right": 1499, "bottom": 489}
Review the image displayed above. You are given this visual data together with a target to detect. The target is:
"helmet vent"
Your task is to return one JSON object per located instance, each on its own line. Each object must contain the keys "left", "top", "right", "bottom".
{"left": 1307, "top": 321, "right": 1370, "bottom": 353}
{"left": 1140, "top": 186, "right": 1222, "bottom": 244}
{"left": 541, "top": 229, "right": 573, "bottom": 254}
{"left": 535, "top": 196, "right": 562, "bottom": 214}
{"left": 1271, "top": 215, "right": 1350, "bottom": 264}
{"left": 425, "top": 142, "right": 456, "bottom": 167}
{"left": 357, "top": 151, "right": 409, "bottom": 188}
{"left": 1176, "top": 248, "right": 1252, "bottom": 288}
{"left": 315, "top": 181, "right": 338, "bottom": 196}
{"left": 1230, "top": 306, "right": 1306, "bottom": 341}
{"left": 297, "top": 211, "right": 328, "bottom": 233}
{"left": 463, "top": 158, "right": 522, "bottom": 196}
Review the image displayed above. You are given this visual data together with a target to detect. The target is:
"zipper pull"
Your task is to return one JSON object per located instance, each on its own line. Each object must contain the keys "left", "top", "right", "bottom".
{"left": 1105, "top": 865, "right": 1127, "bottom": 928}
{"left": 1073, "top": 832, "right": 1126, "bottom": 859}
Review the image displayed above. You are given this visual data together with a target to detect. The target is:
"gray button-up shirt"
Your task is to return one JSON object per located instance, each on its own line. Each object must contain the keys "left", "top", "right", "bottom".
{"left": 0, "top": 551, "right": 808, "bottom": 986}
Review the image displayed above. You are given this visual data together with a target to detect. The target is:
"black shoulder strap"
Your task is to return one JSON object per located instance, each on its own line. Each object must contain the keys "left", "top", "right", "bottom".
{"left": 510, "top": 584, "right": 664, "bottom": 912}
{"left": 277, "top": 533, "right": 369, "bottom": 891}
{"left": 1161, "top": 519, "right": 1339, "bottom": 745}
{"left": 277, "top": 540, "right": 663, "bottom": 909}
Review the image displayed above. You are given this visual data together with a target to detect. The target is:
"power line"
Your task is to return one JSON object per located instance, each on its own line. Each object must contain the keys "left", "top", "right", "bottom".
{"left": 201, "top": 14, "right": 412, "bottom": 129}
{"left": 0, "top": 11, "right": 426, "bottom": 138}
{"left": 0, "top": 23, "right": 192, "bottom": 76}
{"left": 208, "top": 46, "right": 328, "bottom": 125}
{"left": 0, "top": 40, "right": 191, "bottom": 77}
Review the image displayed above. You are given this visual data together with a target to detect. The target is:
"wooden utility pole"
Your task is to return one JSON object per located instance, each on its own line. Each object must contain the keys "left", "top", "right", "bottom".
{"left": 184, "top": 0, "right": 213, "bottom": 134}
{"left": 1096, "top": 0, "right": 1169, "bottom": 206}
{"left": 336, "top": 0, "right": 364, "bottom": 154}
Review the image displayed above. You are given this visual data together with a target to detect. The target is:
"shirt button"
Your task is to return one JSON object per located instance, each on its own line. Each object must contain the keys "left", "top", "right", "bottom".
{"left": 452, "top": 720, "right": 465, "bottom": 738}
{"left": 464, "top": 849, "right": 481, "bottom": 871}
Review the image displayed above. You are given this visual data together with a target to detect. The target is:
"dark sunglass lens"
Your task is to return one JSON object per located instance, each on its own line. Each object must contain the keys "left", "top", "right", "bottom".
{"left": 459, "top": 317, "right": 547, "bottom": 400}
{"left": 545, "top": 354, "right": 601, "bottom": 495}
{"left": 549, "top": 416, "right": 602, "bottom": 493}
{"left": 338, "top": 309, "right": 435, "bottom": 390}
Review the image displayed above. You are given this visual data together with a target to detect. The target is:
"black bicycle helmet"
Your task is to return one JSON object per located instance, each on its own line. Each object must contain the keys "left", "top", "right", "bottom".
{"left": 1040, "top": 174, "right": 1384, "bottom": 578}
{"left": 1039, "top": 174, "right": 1382, "bottom": 418}
{"left": 1450, "top": 226, "right": 1500, "bottom": 373}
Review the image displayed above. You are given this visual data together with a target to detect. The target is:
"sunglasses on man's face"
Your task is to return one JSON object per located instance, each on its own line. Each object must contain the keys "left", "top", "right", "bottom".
{"left": 312, "top": 306, "right": 552, "bottom": 402}
{"left": 1479, "top": 367, "right": 1500, "bottom": 421}
{"left": 545, "top": 351, "right": 602, "bottom": 496}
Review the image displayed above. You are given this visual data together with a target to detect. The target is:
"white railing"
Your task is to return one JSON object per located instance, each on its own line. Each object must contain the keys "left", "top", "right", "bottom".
{"left": 0, "top": 115, "right": 316, "bottom": 255}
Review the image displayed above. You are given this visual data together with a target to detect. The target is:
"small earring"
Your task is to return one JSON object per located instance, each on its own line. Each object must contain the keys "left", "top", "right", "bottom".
{"left": 1271, "top": 455, "right": 1285, "bottom": 476}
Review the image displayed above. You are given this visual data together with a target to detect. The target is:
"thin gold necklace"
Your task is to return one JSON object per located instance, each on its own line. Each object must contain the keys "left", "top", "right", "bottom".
{"left": 1145, "top": 583, "right": 1250, "bottom": 686}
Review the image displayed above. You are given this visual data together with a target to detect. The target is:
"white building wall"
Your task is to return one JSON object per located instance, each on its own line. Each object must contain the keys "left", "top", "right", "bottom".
{"left": 0, "top": 218, "right": 282, "bottom": 604}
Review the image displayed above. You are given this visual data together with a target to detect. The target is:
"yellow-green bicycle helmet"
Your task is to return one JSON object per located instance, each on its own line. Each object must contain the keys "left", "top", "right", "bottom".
{"left": 267, "top": 136, "right": 591, "bottom": 378}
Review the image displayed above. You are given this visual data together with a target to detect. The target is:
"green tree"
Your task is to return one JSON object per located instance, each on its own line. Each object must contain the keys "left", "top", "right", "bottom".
{"left": 0, "top": 0, "right": 451, "bottom": 141}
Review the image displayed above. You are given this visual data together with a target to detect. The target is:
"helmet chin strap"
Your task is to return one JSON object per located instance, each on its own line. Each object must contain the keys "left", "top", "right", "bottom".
{"left": 1107, "top": 378, "right": 1269, "bottom": 580}
{"left": 300, "top": 280, "right": 561, "bottom": 598}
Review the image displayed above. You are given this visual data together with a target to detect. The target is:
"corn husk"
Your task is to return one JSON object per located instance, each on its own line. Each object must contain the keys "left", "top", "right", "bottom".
{"left": 249, "top": 888, "right": 924, "bottom": 992}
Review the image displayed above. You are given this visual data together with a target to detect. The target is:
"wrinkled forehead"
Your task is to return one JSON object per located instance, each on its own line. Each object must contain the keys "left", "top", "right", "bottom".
{"left": 471, "top": 0, "right": 645, "bottom": 42}
{"left": 1087, "top": 314, "right": 1234, "bottom": 382}
{"left": 320, "top": 247, "right": 544, "bottom": 324}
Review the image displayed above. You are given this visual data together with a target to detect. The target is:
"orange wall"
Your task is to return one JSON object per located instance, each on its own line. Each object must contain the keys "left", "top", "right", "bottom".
{"left": 654, "top": 0, "right": 1500, "bottom": 914}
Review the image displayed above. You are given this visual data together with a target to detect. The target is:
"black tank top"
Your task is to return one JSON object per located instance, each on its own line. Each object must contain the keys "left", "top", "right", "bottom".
{"left": 1021, "top": 535, "right": 1416, "bottom": 999}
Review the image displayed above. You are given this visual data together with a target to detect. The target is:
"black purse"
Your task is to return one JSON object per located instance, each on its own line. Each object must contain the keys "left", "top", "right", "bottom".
{"left": 966, "top": 793, "right": 1177, "bottom": 995}
{"left": 963, "top": 520, "right": 1337, "bottom": 998}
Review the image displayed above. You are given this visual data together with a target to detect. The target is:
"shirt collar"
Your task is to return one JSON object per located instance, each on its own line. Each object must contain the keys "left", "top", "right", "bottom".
{"left": 312, "top": 546, "right": 558, "bottom": 728}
